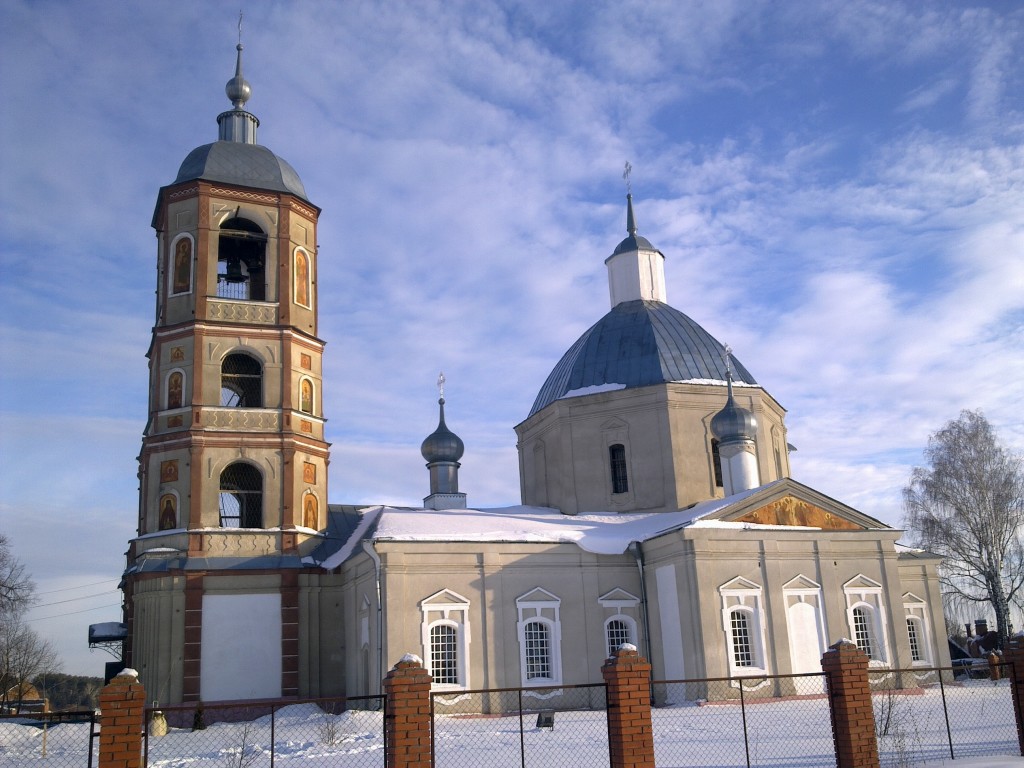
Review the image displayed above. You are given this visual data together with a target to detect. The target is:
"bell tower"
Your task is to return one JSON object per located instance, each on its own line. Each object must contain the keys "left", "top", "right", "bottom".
{"left": 124, "top": 42, "right": 330, "bottom": 704}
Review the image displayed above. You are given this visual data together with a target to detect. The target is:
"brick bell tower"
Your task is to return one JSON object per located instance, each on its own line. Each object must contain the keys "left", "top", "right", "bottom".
{"left": 122, "top": 43, "right": 329, "bottom": 704}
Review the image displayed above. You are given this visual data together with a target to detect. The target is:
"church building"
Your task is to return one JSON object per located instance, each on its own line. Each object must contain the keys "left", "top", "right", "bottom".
{"left": 118, "top": 46, "right": 948, "bottom": 707}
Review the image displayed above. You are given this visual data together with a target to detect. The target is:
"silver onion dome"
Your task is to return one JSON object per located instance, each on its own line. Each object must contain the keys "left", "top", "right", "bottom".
{"left": 225, "top": 44, "right": 252, "bottom": 107}
{"left": 711, "top": 378, "right": 758, "bottom": 445}
{"left": 421, "top": 398, "right": 465, "bottom": 464}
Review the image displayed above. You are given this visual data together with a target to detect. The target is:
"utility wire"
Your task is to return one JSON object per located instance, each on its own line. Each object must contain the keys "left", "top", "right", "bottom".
{"left": 36, "top": 578, "right": 119, "bottom": 595}
{"left": 28, "top": 603, "right": 121, "bottom": 621}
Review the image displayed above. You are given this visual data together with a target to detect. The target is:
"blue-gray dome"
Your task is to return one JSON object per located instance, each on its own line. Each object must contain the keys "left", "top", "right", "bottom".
{"left": 528, "top": 299, "right": 757, "bottom": 417}
{"left": 421, "top": 399, "right": 465, "bottom": 464}
{"left": 175, "top": 141, "right": 308, "bottom": 200}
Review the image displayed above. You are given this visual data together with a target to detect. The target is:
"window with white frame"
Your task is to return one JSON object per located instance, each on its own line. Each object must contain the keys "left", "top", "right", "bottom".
{"left": 719, "top": 577, "right": 767, "bottom": 676}
{"left": 420, "top": 589, "right": 471, "bottom": 690}
{"left": 516, "top": 588, "right": 562, "bottom": 686}
{"left": 843, "top": 574, "right": 889, "bottom": 665}
{"left": 599, "top": 588, "right": 640, "bottom": 658}
{"left": 903, "top": 593, "right": 932, "bottom": 665}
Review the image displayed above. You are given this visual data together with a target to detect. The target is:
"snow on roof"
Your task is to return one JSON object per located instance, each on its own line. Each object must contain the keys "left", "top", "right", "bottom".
{"left": 363, "top": 484, "right": 775, "bottom": 556}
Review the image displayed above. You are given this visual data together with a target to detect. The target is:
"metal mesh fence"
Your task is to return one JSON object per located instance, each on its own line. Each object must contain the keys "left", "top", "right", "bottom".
{"left": 651, "top": 673, "right": 835, "bottom": 767}
{"left": 0, "top": 711, "right": 96, "bottom": 768}
{"left": 870, "top": 664, "right": 1019, "bottom": 767}
{"left": 431, "top": 683, "right": 608, "bottom": 768}
{"left": 143, "top": 696, "right": 384, "bottom": 768}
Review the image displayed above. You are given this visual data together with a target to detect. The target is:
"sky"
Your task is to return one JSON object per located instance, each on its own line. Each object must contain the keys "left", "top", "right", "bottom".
{"left": 1, "top": 0, "right": 1022, "bottom": 677}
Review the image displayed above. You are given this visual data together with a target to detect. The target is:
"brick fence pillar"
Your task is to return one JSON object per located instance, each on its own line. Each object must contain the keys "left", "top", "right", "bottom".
{"left": 602, "top": 644, "right": 655, "bottom": 768}
{"left": 822, "top": 639, "right": 879, "bottom": 768}
{"left": 383, "top": 653, "right": 432, "bottom": 768}
{"left": 1003, "top": 635, "right": 1024, "bottom": 755}
{"left": 98, "top": 669, "right": 146, "bottom": 768}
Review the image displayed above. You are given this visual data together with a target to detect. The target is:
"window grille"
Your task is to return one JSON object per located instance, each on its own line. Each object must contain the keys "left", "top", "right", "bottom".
{"left": 609, "top": 444, "right": 628, "bottom": 494}
{"left": 606, "top": 619, "right": 632, "bottom": 657}
{"left": 730, "top": 611, "right": 754, "bottom": 667}
{"left": 853, "top": 607, "right": 875, "bottom": 659}
{"left": 430, "top": 624, "right": 459, "bottom": 685}
{"left": 907, "top": 618, "right": 923, "bottom": 662}
{"left": 219, "top": 462, "right": 262, "bottom": 528}
{"left": 217, "top": 218, "right": 266, "bottom": 301}
{"left": 221, "top": 353, "right": 262, "bottom": 407}
{"left": 523, "top": 621, "right": 551, "bottom": 680}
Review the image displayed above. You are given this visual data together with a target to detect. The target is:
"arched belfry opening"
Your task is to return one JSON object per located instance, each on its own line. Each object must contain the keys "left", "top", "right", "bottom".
{"left": 217, "top": 217, "right": 267, "bottom": 300}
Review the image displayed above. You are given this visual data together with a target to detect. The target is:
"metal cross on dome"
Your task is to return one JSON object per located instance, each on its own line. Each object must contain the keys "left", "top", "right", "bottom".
{"left": 623, "top": 161, "right": 632, "bottom": 194}
{"left": 437, "top": 371, "right": 446, "bottom": 399}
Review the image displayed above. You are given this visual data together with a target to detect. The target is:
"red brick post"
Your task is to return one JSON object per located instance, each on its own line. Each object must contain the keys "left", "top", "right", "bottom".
{"left": 98, "top": 669, "right": 146, "bottom": 768}
{"left": 383, "top": 654, "right": 433, "bottom": 768}
{"left": 1003, "top": 635, "right": 1024, "bottom": 755}
{"left": 602, "top": 645, "right": 655, "bottom": 768}
{"left": 821, "top": 639, "right": 880, "bottom": 768}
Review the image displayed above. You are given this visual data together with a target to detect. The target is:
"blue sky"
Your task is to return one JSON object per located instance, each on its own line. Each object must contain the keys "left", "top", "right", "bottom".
{"left": 1, "top": 1, "right": 1022, "bottom": 676}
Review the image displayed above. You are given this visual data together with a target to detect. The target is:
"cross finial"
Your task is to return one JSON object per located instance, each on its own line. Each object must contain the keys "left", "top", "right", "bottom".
{"left": 238, "top": 10, "right": 243, "bottom": 45}
{"left": 722, "top": 344, "right": 734, "bottom": 383}
{"left": 437, "top": 371, "right": 446, "bottom": 400}
{"left": 622, "top": 161, "right": 633, "bottom": 195}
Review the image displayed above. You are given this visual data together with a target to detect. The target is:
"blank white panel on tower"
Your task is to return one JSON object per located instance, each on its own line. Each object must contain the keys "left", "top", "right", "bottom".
{"left": 200, "top": 593, "right": 281, "bottom": 701}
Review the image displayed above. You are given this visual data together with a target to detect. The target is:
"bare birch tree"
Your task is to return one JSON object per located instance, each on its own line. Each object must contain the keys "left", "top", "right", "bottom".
{"left": 903, "top": 410, "right": 1024, "bottom": 644}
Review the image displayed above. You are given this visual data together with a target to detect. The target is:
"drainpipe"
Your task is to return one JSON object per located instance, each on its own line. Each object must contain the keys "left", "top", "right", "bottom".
{"left": 362, "top": 540, "right": 384, "bottom": 698}
{"left": 628, "top": 540, "right": 655, "bottom": 701}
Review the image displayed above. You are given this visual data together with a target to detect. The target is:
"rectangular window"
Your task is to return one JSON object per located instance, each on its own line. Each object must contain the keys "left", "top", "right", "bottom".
{"left": 606, "top": 619, "right": 632, "bottom": 658}
{"left": 907, "top": 618, "right": 923, "bottom": 662}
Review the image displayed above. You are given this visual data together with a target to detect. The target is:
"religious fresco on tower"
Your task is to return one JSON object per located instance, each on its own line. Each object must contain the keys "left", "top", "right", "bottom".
{"left": 171, "top": 237, "right": 192, "bottom": 295}
{"left": 158, "top": 493, "right": 177, "bottom": 530}
{"left": 294, "top": 248, "right": 310, "bottom": 307}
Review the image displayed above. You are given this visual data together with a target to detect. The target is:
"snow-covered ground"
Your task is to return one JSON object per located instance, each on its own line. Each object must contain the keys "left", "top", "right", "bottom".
{"left": 2, "top": 681, "right": 1022, "bottom": 767}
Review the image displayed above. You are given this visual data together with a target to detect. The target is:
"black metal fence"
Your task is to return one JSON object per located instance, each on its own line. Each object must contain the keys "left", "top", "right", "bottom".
{"left": 651, "top": 672, "right": 835, "bottom": 767}
{"left": 430, "top": 683, "right": 609, "bottom": 768}
{"left": 0, "top": 710, "right": 97, "bottom": 768}
{"left": 142, "top": 695, "right": 384, "bottom": 768}
{"left": 871, "top": 663, "right": 1019, "bottom": 767}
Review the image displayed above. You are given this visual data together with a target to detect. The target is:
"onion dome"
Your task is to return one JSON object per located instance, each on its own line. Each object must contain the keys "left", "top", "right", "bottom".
{"left": 421, "top": 398, "right": 465, "bottom": 464}
{"left": 711, "top": 372, "right": 758, "bottom": 445}
{"left": 171, "top": 42, "right": 308, "bottom": 201}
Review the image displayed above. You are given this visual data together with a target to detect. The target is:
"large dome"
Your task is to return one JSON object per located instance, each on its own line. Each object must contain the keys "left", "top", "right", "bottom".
{"left": 529, "top": 299, "right": 757, "bottom": 416}
{"left": 175, "top": 141, "right": 308, "bottom": 200}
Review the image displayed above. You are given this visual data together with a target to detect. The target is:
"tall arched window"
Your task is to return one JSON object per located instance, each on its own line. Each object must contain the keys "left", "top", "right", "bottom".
{"left": 730, "top": 610, "right": 755, "bottom": 667}
{"left": 609, "top": 444, "right": 628, "bottom": 494}
{"left": 852, "top": 606, "right": 877, "bottom": 660}
{"left": 221, "top": 353, "right": 262, "bottom": 407}
{"left": 523, "top": 620, "right": 552, "bottom": 680}
{"left": 219, "top": 462, "right": 262, "bottom": 528}
{"left": 217, "top": 217, "right": 267, "bottom": 301}
{"left": 711, "top": 439, "right": 723, "bottom": 488}
{"left": 429, "top": 623, "right": 459, "bottom": 686}
{"left": 605, "top": 617, "right": 635, "bottom": 657}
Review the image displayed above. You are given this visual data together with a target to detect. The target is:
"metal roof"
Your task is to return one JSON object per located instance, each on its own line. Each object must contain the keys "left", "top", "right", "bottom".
{"left": 528, "top": 299, "right": 757, "bottom": 416}
{"left": 174, "top": 141, "right": 308, "bottom": 200}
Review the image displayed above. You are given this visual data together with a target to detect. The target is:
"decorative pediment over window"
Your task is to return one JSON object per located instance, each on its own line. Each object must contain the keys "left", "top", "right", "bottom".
{"left": 844, "top": 574, "right": 883, "bottom": 592}
{"left": 598, "top": 588, "right": 640, "bottom": 609}
{"left": 600, "top": 417, "right": 628, "bottom": 431}
{"left": 902, "top": 592, "right": 926, "bottom": 605}
{"left": 517, "top": 587, "right": 560, "bottom": 605}
{"left": 783, "top": 574, "right": 821, "bottom": 592}
{"left": 719, "top": 576, "right": 761, "bottom": 594}
{"left": 421, "top": 589, "right": 470, "bottom": 609}
{"left": 734, "top": 494, "right": 862, "bottom": 530}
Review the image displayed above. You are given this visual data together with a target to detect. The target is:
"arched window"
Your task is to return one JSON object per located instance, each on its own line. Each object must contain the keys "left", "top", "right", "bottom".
{"left": 852, "top": 606, "right": 877, "bottom": 660}
{"left": 429, "top": 623, "right": 459, "bottom": 686}
{"left": 605, "top": 617, "right": 635, "bottom": 657}
{"left": 217, "top": 217, "right": 267, "bottom": 301}
{"left": 299, "top": 377, "right": 314, "bottom": 415}
{"left": 219, "top": 462, "right": 262, "bottom": 528}
{"left": 609, "top": 444, "right": 628, "bottom": 494}
{"left": 730, "top": 610, "right": 755, "bottom": 667}
{"left": 906, "top": 618, "right": 924, "bottom": 662}
{"left": 523, "top": 620, "right": 552, "bottom": 680}
{"left": 711, "top": 439, "right": 723, "bottom": 488}
{"left": 221, "top": 353, "right": 262, "bottom": 407}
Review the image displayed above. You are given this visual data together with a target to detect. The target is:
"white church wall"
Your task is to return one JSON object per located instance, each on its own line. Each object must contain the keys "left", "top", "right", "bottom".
{"left": 200, "top": 592, "right": 282, "bottom": 701}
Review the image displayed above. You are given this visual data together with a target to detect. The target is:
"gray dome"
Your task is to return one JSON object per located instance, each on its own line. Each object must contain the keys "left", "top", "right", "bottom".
{"left": 175, "top": 141, "right": 308, "bottom": 200}
{"left": 421, "top": 399, "right": 465, "bottom": 463}
{"left": 711, "top": 393, "right": 758, "bottom": 444}
{"left": 529, "top": 299, "right": 757, "bottom": 417}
